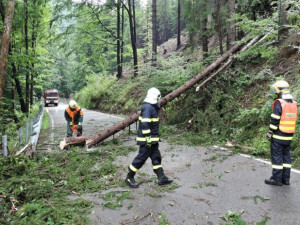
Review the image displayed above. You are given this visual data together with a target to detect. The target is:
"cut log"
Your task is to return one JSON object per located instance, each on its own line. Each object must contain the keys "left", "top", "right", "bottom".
{"left": 61, "top": 34, "right": 263, "bottom": 149}
{"left": 64, "top": 136, "right": 92, "bottom": 144}
{"left": 60, "top": 139, "right": 87, "bottom": 150}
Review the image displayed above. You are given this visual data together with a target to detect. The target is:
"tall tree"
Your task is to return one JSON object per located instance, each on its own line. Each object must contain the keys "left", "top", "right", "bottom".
{"left": 201, "top": 0, "right": 208, "bottom": 58}
{"left": 177, "top": 0, "right": 181, "bottom": 50}
{"left": 152, "top": 0, "right": 157, "bottom": 65}
{"left": 117, "top": 0, "right": 122, "bottom": 79}
{"left": 227, "top": 0, "right": 236, "bottom": 50}
{"left": 214, "top": 0, "right": 225, "bottom": 54}
{"left": 24, "top": 0, "right": 30, "bottom": 112}
{"left": 0, "top": 0, "right": 16, "bottom": 107}
{"left": 126, "top": 0, "right": 138, "bottom": 76}
{"left": 278, "top": 0, "right": 288, "bottom": 40}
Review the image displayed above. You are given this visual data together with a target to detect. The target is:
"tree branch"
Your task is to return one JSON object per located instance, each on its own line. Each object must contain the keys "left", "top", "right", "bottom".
{"left": 87, "top": 4, "right": 118, "bottom": 40}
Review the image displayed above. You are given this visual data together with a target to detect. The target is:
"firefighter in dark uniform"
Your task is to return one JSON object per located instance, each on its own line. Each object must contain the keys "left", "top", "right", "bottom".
{"left": 64, "top": 100, "right": 84, "bottom": 137}
{"left": 125, "top": 87, "right": 173, "bottom": 188}
{"left": 265, "top": 80, "right": 298, "bottom": 186}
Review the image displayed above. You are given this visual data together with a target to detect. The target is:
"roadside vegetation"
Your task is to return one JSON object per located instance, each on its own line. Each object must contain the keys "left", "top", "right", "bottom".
{"left": 0, "top": 140, "right": 136, "bottom": 224}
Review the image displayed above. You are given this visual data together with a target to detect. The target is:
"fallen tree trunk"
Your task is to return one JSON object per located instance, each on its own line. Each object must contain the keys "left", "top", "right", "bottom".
{"left": 195, "top": 34, "right": 263, "bottom": 92}
{"left": 60, "top": 34, "right": 261, "bottom": 150}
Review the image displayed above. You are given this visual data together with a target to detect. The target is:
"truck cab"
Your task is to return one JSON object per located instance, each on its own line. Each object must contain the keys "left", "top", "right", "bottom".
{"left": 44, "top": 89, "right": 59, "bottom": 107}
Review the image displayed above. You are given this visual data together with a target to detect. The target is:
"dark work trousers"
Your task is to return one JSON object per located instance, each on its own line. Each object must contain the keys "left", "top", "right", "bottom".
{"left": 270, "top": 141, "right": 291, "bottom": 183}
{"left": 131, "top": 143, "right": 162, "bottom": 170}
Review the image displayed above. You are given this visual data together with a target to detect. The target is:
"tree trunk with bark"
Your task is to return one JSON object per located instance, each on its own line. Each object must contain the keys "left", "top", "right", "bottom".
{"left": 117, "top": 0, "right": 122, "bottom": 79}
{"left": 30, "top": 0, "right": 37, "bottom": 105}
{"left": 127, "top": 0, "right": 138, "bottom": 77}
{"left": 227, "top": 0, "right": 236, "bottom": 50}
{"left": 201, "top": 0, "right": 208, "bottom": 58}
{"left": 121, "top": 3, "right": 124, "bottom": 76}
{"left": 152, "top": 0, "right": 157, "bottom": 65}
{"left": 24, "top": 0, "right": 30, "bottom": 112}
{"left": 177, "top": 0, "right": 181, "bottom": 50}
{"left": 0, "top": 0, "right": 16, "bottom": 107}
{"left": 278, "top": 0, "right": 288, "bottom": 40}
{"left": 214, "top": 0, "right": 224, "bottom": 54}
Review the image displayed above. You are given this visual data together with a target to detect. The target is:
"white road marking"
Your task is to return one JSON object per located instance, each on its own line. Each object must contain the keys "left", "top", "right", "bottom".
{"left": 46, "top": 108, "right": 55, "bottom": 142}
{"left": 213, "top": 145, "right": 300, "bottom": 174}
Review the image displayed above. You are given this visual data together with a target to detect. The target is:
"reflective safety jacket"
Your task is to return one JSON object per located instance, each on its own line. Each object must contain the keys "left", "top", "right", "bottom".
{"left": 136, "top": 102, "right": 160, "bottom": 145}
{"left": 269, "top": 99, "right": 298, "bottom": 143}
{"left": 64, "top": 106, "right": 84, "bottom": 124}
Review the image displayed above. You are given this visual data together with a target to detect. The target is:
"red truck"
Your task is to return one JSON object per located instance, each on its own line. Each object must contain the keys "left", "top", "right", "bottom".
{"left": 44, "top": 89, "right": 59, "bottom": 107}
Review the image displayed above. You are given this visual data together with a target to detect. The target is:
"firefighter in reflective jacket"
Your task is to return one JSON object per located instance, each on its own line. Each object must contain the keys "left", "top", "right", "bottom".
{"left": 265, "top": 80, "right": 298, "bottom": 186}
{"left": 125, "top": 88, "right": 173, "bottom": 188}
{"left": 64, "top": 100, "right": 84, "bottom": 137}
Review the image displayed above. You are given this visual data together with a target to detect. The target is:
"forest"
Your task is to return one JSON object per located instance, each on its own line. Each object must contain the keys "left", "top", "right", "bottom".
{"left": 1, "top": 0, "right": 300, "bottom": 224}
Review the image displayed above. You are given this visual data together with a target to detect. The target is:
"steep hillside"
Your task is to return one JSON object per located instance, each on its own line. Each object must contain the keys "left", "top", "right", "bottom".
{"left": 76, "top": 31, "right": 300, "bottom": 165}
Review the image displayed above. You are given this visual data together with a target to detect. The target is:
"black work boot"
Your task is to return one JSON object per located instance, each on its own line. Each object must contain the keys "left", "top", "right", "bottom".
{"left": 125, "top": 168, "right": 139, "bottom": 188}
{"left": 265, "top": 178, "right": 282, "bottom": 186}
{"left": 155, "top": 168, "right": 173, "bottom": 186}
{"left": 282, "top": 180, "right": 290, "bottom": 185}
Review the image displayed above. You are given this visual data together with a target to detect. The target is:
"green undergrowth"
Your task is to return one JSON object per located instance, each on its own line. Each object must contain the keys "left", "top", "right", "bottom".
{"left": 101, "top": 190, "right": 134, "bottom": 209}
{"left": 41, "top": 109, "right": 50, "bottom": 130}
{"left": 220, "top": 210, "right": 270, "bottom": 225}
{"left": 0, "top": 139, "right": 136, "bottom": 224}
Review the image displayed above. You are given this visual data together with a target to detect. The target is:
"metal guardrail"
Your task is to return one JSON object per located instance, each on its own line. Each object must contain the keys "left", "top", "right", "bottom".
{"left": 1, "top": 105, "right": 44, "bottom": 157}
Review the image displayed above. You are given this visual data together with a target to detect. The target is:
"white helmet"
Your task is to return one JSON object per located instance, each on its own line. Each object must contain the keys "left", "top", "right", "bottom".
{"left": 69, "top": 100, "right": 77, "bottom": 109}
{"left": 144, "top": 87, "right": 161, "bottom": 104}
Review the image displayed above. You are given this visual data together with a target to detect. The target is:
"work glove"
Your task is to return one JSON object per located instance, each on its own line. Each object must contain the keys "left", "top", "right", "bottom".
{"left": 77, "top": 123, "right": 82, "bottom": 131}
{"left": 267, "top": 130, "right": 273, "bottom": 142}
{"left": 145, "top": 136, "right": 151, "bottom": 148}
{"left": 69, "top": 121, "right": 73, "bottom": 126}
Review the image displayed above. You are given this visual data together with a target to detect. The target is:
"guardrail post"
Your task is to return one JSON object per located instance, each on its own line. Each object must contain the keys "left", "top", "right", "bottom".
{"left": 19, "top": 128, "right": 23, "bottom": 150}
{"left": 25, "top": 122, "right": 29, "bottom": 143}
{"left": 2, "top": 135, "right": 8, "bottom": 157}
{"left": 30, "top": 119, "right": 33, "bottom": 135}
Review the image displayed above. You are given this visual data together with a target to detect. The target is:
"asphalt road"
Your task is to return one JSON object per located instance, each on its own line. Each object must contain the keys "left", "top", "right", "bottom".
{"left": 43, "top": 101, "right": 126, "bottom": 145}
{"left": 43, "top": 102, "right": 300, "bottom": 225}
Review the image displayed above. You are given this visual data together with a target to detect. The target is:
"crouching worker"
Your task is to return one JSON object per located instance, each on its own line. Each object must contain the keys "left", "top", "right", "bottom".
{"left": 125, "top": 87, "right": 173, "bottom": 188}
{"left": 64, "top": 100, "right": 83, "bottom": 137}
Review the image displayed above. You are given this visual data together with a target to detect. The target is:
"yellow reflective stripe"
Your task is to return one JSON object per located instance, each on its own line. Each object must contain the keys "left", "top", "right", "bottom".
{"left": 272, "top": 165, "right": 283, "bottom": 169}
{"left": 153, "top": 165, "right": 162, "bottom": 170}
{"left": 141, "top": 118, "right": 151, "bottom": 122}
{"left": 283, "top": 164, "right": 292, "bottom": 168}
{"left": 136, "top": 137, "right": 160, "bottom": 142}
{"left": 269, "top": 124, "right": 278, "bottom": 130}
{"left": 151, "top": 137, "right": 159, "bottom": 141}
{"left": 129, "top": 164, "right": 138, "bottom": 172}
{"left": 272, "top": 135, "right": 293, "bottom": 141}
{"left": 139, "top": 116, "right": 159, "bottom": 122}
{"left": 271, "top": 114, "right": 281, "bottom": 119}
{"left": 279, "top": 126, "right": 295, "bottom": 131}
{"left": 280, "top": 121, "right": 296, "bottom": 125}
{"left": 142, "top": 129, "right": 151, "bottom": 134}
